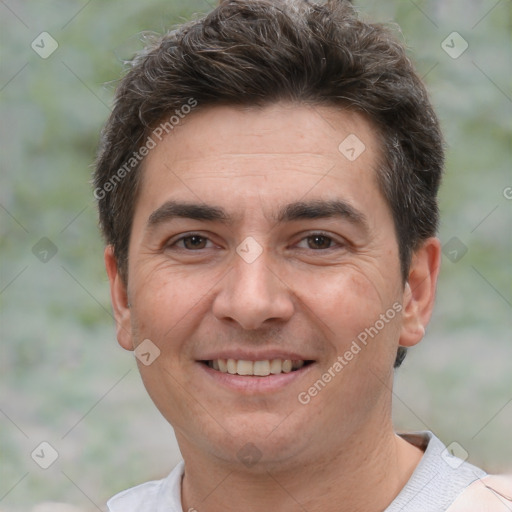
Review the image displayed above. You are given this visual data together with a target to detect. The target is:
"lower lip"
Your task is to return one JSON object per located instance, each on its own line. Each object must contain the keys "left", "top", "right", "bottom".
{"left": 196, "top": 362, "right": 315, "bottom": 394}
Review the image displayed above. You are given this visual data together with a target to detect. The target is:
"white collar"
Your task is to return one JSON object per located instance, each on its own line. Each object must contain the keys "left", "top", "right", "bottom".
{"left": 107, "top": 460, "right": 184, "bottom": 512}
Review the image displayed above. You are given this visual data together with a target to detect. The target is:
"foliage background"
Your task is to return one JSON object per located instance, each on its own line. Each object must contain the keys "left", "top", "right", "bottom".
{"left": 1, "top": 0, "right": 510, "bottom": 510}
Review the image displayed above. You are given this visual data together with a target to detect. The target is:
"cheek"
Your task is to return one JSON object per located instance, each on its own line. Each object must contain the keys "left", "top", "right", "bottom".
{"left": 303, "top": 267, "right": 404, "bottom": 383}
{"left": 128, "top": 270, "right": 201, "bottom": 420}
{"left": 300, "top": 270, "right": 402, "bottom": 415}
{"left": 130, "top": 262, "right": 212, "bottom": 336}
{"left": 304, "top": 267, "right": 396, "bottom": 338}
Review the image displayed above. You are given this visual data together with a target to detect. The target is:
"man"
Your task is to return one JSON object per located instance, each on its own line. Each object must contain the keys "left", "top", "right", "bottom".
{"left": 93, "top": 0, "right": 511, "bottom": 510}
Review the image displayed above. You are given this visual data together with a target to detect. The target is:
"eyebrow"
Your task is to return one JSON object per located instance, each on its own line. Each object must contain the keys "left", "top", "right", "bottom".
{"left": 146, "top": 199, "right": 368, "bottom": 231}
{"left": 277, "top": 199, "right": 366, "bottom": 226}
{"left": 148, "top": 201, "right": 230, "bottom": 227}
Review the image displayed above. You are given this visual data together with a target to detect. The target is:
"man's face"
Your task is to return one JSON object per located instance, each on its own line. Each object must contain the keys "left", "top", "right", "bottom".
{"left": 108, "top": 103, "right": 427, "bottom": 469}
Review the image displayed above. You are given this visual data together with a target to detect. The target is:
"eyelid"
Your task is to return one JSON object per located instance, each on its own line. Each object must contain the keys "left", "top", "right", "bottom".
{"left": 294, "top": 231, "right": 346, "bottom": 249}
{"left": 165, "top": 230, "right": 347, "bottom": 251}
{"left": 166, "top": 232, "right": 217, "bottom": 249}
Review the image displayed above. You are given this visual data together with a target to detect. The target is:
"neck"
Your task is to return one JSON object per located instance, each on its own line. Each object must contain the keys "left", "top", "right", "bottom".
{"left": 179, "top": 421, "right": 423, "bottom": 512}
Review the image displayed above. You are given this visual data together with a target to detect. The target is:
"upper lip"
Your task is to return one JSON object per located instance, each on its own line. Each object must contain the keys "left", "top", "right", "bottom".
{"left": 197, "top": 350, "right": 315, "bottom": 362}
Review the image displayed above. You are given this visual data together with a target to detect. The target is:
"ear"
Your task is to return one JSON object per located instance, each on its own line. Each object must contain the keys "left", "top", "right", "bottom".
{"left": 104, "top": 245, "right": 134, "bottom": 351}
{"left": 399, "top": 237, "right": 441, "bottom": 347}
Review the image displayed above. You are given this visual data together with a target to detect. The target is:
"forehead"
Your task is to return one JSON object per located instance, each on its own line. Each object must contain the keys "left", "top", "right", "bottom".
{"left": 135, "top": 103, "right": 384, "bottom": 221}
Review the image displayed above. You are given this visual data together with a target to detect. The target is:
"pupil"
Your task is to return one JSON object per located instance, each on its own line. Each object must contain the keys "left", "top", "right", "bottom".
{"left": 186, "top": 236, "right": 204, "bottom": 249}
{"left": 310, "top": 235, "right": 330, "bottom": 249}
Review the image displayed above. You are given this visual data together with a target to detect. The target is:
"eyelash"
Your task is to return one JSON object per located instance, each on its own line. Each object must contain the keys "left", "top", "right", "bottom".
{"left": 168, "top": 232, "right": 344, "bottom": 251}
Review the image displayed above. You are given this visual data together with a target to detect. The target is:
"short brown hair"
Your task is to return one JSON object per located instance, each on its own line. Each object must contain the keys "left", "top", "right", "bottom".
{"left": 94, "top": 0, "right": 444, "bottom": 366}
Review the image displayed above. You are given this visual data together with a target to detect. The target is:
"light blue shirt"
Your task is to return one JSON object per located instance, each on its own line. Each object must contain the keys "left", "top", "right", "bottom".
{"left": 107, "top": 431, "right": 486, "bottom": 512}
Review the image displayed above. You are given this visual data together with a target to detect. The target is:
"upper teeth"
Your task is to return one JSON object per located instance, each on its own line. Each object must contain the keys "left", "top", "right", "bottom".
{"left": 208, "top": 359, "right": 305, "bottom": 376}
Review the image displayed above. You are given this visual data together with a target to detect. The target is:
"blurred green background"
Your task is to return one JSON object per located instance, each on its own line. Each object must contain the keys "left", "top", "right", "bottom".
{"left": 1, "top": 0, "right": 511, "bottom": 510}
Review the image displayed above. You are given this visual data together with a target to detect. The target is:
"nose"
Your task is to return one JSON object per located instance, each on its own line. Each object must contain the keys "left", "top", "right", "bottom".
{"left": 211, "top": 248, "right": 295, "bottom": 330}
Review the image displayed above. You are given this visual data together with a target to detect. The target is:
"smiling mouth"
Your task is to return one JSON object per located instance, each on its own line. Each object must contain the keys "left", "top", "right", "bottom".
{"left": 201, "top": 359, "right": 314, "bottom": 376}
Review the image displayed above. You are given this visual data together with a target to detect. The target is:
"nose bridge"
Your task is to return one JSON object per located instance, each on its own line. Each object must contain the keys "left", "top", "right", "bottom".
{"left": 235, "top": 250, "right": 275, "bottom": 300}
{"left": 212, "top": 244, "right": 294, "bottom": 330}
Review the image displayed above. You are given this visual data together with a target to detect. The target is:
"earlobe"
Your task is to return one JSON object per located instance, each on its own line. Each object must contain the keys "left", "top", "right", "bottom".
{"left": 399, "top": 237, "right": 441, "bottom": 348}
{"left": 104, "top": 246, "right": 134, "bottom": 351}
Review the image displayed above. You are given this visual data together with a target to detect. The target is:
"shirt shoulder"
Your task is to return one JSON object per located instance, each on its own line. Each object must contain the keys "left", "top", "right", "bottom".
{"left": 385, "top": 431, "right": 488, "bottom": 512}
{"left": 446, "top": 474, "right": 512, "bottom": 511}
{"left": 106, "top": 461, "right": 185, "bottom": 512}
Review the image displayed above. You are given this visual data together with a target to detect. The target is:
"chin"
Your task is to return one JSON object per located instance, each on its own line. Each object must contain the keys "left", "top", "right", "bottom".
{"left": 202, "top": 412, "right": 315, "bottom": 469}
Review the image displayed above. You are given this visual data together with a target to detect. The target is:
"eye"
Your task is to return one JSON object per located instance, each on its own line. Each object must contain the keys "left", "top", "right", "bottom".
{"left": 296, "top": 233, "right": 341, "bottom": 250}
{"left": 171, "top": 234, "right": 213, "bottom": 250}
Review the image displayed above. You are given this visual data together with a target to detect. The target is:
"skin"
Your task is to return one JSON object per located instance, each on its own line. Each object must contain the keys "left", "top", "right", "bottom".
{"left": 105, "top": 103, "right": 441, "bottom": 512}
